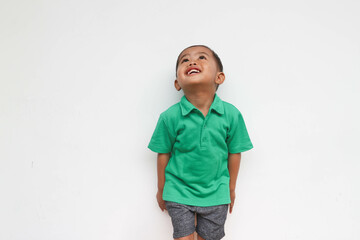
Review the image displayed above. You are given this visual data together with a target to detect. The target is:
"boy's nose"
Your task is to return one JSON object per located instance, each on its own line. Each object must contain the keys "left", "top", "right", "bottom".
{"left": 189, "top": 61, "right": 197, "bottom": 66}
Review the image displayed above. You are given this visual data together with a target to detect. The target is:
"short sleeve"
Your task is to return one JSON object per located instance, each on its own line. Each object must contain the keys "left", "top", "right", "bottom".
{"left": 226, "top": 111, "right": 254, "bottom": 153}
{"left": 148, "top": 115, "right": 175, "bottom": 153}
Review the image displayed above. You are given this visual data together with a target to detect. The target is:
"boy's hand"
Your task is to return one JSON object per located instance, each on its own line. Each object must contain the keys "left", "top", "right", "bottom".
{"left": 156, "top": 190, "right": 167, "bottom": 212}
{"left": 229, "top": 189, "right": 236, "bottom": 214}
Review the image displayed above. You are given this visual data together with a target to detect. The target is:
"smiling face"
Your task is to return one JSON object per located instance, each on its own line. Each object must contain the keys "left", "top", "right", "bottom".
{"left": 175, "top": 46, "right": 225, "bottom": 93}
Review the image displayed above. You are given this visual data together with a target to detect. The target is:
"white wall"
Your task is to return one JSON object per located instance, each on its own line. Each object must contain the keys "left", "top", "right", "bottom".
{"left": 1, "top": 0, "right": 359, "bottom": 239}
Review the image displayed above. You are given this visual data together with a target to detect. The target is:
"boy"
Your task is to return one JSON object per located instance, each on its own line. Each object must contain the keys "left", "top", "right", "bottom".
{"left": 148, "top": 45, "right": 253, "bottom": 240}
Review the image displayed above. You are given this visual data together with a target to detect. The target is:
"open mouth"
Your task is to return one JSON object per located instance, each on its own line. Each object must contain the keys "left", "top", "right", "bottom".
{"left": 186, "top": 67, "right": 201, "bottom": 75}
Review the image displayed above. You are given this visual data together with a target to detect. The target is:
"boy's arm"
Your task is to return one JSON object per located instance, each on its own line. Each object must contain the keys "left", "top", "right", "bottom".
{"left": 228, "top": 152, "right": 241, "bottom": 214}
{"left": 156, "top": 153, "right": 171, "bottom": 211}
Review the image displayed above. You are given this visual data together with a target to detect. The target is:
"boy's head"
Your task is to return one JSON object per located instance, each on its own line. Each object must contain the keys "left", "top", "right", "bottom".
{"left": 174, "top": 45, "right": 225, "bottom": 92}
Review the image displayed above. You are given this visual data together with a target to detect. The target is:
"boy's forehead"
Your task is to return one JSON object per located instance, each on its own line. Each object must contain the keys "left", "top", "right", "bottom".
{"left": 179, "top": 46, "right": 212, "bottom": 58}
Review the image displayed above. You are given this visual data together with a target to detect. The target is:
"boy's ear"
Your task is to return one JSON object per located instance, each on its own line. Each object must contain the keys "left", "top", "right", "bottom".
{"left": 174, "top": 79, "right": 181, "bottom": 91}
{"left": 215, "top": 72, "right": 225, "bottom": 85}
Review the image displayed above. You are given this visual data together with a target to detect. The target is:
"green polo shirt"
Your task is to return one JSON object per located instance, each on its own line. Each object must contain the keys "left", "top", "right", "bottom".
{"left": 148, "top": 93, "right": 253, "bottom": 207}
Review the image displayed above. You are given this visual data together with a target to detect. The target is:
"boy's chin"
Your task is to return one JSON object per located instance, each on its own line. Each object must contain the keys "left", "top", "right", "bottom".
{"left": 187, "top": 73, "right": 208, "bottom": 80}
{"left": 183, "top": 76, "right": 210, "bottom": 83}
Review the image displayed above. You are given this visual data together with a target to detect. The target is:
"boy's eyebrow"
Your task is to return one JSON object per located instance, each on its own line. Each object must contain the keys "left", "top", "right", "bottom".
{"left": 179, "top": 51, "right": 210, "bottom": 61}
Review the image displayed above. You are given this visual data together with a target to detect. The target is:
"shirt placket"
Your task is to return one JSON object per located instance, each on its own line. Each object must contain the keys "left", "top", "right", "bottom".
{"left": 200, "top": 112, "right": 210, "bottom": 148}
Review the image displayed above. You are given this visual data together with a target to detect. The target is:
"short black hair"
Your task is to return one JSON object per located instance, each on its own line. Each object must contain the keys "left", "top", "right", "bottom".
{"left": 175, "top": 45, "right": 223, "bottom": 90}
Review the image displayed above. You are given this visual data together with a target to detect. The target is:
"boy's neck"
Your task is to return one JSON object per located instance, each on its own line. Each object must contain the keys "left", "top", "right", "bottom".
{"left": 184, "top": 91, "right": 216, "bottom": 114}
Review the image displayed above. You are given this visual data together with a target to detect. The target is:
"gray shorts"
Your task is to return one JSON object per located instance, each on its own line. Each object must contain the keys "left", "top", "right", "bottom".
{"left": 165, "top": 201, "right": 229, "bottom": 240}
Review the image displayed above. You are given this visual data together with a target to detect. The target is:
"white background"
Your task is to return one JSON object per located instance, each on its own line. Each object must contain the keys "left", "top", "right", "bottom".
{"left": 1, "top": 0, "right": 359, "bottom": 239}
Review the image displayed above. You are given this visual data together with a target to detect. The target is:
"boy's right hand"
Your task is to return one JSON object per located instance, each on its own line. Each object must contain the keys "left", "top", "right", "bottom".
{"left": 156, "top": 190, "right": 167, "bottom": 212}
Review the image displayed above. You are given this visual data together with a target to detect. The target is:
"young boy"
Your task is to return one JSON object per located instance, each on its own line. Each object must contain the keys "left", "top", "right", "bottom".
{"left": 148, "top": 45, "right": 253, "bottom": 240}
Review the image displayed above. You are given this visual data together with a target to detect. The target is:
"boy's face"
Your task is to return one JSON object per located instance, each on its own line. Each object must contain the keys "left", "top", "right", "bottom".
{"left": 175, "top": 46, "right": 224, "bottom": 93}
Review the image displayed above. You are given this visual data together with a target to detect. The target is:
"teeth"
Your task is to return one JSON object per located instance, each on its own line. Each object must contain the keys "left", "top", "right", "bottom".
{"left": 188, "top": 69, "right": 200, "bottom": 74}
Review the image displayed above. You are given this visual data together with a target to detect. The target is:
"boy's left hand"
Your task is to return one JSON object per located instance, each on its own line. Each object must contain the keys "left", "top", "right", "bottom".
{"left": 156, "top": 190, "right": 167, "bottom": 212}
{"left": 229, "top": 189, "right": 235, "bottom": 213}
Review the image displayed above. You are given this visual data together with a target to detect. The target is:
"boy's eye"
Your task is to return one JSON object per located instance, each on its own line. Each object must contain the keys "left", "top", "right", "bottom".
{"left": 199, "top": 55, "right": 206, "bottom": 60}
{"left": 181, "top": 58, "right": 189, "bottom": 63}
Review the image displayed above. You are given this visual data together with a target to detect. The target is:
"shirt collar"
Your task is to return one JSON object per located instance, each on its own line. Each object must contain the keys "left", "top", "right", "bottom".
{"left": 180, "top": 93, "right": 224, "bottom": 116}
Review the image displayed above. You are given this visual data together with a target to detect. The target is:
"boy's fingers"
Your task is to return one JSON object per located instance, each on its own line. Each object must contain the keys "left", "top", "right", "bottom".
{"left": 157, "top": 199, "right": 163, "bottom": 211}
{"left": 156, "top": 193, "right": 167, "bottom": 211}
{"left": 229, "top": 203, "right": 234, "bottom": 213}
{"left": 159, "top": 200, "right": 166, "bottom": 211}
